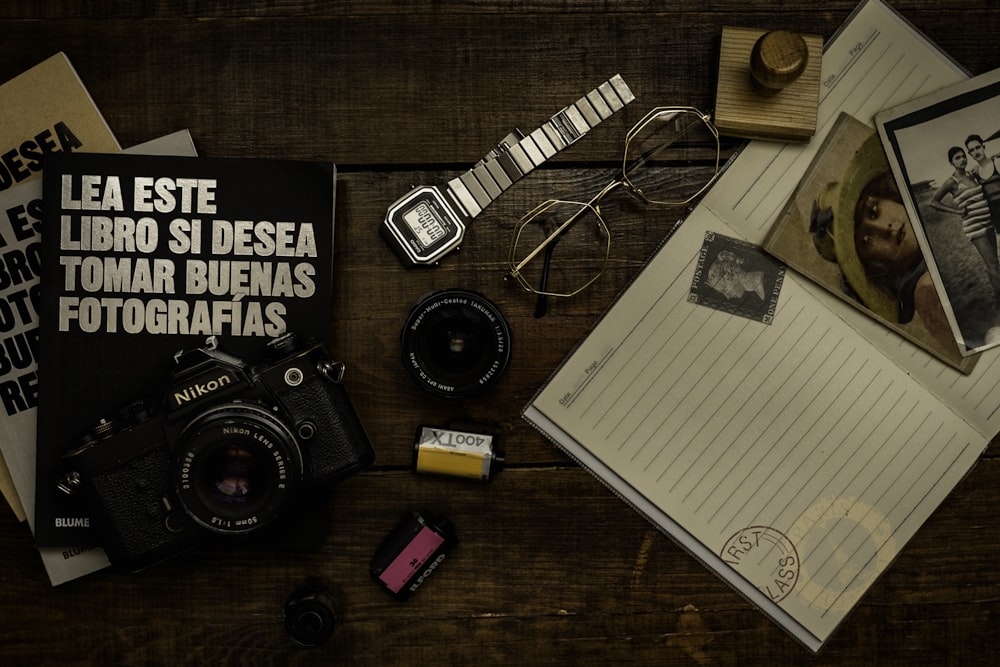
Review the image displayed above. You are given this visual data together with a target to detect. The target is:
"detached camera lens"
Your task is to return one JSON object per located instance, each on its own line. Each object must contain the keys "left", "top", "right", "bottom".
{"left": 401, "top": 289, "right": 512, "bottom": 398}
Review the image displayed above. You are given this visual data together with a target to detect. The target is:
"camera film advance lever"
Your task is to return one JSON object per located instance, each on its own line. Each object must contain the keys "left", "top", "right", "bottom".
{"left": 381, "top": 74, "right": 635, "bottom": 267}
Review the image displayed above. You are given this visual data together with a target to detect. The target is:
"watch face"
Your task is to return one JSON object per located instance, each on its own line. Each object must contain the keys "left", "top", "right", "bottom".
{"left": 382, "top": 186, "right": 466, "bottom": 266}
{"left": 403, "top": 199, "right": 449, "bottom": 249}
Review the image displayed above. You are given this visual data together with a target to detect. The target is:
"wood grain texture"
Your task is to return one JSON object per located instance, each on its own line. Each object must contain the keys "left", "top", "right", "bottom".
{"left": 0, "top": 2, "right": 998, "bottom": 665}
{"left": 714, "top": 27, "right": 822, "bottom": 141}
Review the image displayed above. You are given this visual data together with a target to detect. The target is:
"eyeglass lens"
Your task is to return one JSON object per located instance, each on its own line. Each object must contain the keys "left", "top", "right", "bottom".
{"left": 623, "top": 109, "right": 720, "bottom": 205}
{"left": 509, "top": 198, "right": 611, "bottom": 299}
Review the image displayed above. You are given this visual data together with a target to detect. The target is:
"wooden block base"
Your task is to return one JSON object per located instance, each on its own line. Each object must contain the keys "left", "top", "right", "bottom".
{"left": 714, "top": 26, "right": 823, "bottom": 142}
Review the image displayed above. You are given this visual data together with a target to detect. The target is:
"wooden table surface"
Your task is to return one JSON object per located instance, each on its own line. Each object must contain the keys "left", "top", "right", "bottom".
{"left": 2, "top": 2, "right": 998, "bottom": 665}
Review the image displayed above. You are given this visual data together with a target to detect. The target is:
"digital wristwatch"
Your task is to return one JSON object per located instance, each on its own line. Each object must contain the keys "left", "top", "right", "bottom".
{"left": 381, "top": 74, "right": 635, "bottom": 267}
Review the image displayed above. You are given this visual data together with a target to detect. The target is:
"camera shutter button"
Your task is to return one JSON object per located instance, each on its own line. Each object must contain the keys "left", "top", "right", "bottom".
{"left": 284, "top": 367, "right": 304, "bottom": 387}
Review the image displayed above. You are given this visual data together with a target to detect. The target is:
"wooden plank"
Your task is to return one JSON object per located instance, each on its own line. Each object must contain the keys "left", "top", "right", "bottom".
{"left": 0, "top": 461, "right": 997, "bottom": 664}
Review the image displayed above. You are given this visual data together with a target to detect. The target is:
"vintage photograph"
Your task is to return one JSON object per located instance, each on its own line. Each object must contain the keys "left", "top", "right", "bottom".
{"left": 877, "top": 67, "right": 1000, "bottom": 355}
{"left": 764, "top": 112, "right": 976, "bottom": 371}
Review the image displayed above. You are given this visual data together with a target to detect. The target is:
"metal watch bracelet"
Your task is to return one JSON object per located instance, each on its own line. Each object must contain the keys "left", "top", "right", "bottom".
{"left": 444, "top": 74, "right": 636, "bottom": 219}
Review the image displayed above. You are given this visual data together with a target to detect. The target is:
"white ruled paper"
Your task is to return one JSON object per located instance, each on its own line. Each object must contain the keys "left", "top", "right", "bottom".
{"left": 525, "top": 211, "right": 983, "bottom": 649}
{"left": 524, "top": 0, "right": 990, "bottom": 652}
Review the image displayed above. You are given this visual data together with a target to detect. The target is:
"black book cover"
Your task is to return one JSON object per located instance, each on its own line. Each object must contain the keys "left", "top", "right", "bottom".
{"left": 35, "top": 153, "right": 336, "bottom": 546}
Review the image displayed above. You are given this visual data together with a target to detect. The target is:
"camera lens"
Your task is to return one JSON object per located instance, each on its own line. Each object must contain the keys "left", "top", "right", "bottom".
{"left": 175, "top": 403, "right": 304, "bottom": 534}
{"left": 401, "top": 289, "right": 512, "bottom": 398}
{"left": 206, "top": 444, "right": 258, "bottom": 503}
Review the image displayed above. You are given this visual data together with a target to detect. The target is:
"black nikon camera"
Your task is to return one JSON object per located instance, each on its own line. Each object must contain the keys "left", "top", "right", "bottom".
{"left": 62, "top": 333, "right": 375, "bottom": 572}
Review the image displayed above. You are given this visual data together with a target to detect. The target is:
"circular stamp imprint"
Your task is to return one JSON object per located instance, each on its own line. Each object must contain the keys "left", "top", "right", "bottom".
{"left": 720, "top": 525, "right": 800, "bottom": 602}
{"left": 786, "top": 496, "right": 896, "bottom": 613}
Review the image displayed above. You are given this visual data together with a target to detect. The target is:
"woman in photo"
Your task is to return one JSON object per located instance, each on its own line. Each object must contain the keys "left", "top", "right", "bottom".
{"left": 929, "top": 145, "right": 1000, "bottom": 293}
{"left": 810, "top": 133, "right": 955, "bottom": 351}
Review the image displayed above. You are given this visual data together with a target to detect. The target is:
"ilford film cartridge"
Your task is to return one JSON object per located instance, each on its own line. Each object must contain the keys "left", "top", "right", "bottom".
{"left": 370, "top": 512, "right": 457, "bottom": 601}
{"left": 412, "top": 422, "right": 503, "bottom": 482}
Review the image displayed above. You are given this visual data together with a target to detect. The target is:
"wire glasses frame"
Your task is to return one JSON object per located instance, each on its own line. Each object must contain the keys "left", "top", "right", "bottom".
{"left": 506, "top": 106, "right": 721, "bottom": 301}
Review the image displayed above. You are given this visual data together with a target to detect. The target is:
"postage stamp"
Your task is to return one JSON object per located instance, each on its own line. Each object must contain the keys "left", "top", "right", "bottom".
{"left": 689, "top": 231, "right": 786, "bottom": 324}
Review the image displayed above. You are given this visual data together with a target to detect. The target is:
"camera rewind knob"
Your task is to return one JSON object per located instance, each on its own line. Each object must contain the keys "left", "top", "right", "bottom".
{"left": 268, "top": 331, "right": 302, "bottom": 357}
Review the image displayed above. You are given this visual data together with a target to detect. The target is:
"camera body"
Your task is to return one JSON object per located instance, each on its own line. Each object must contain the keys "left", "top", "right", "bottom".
{"left": 64, "top": 333, "right": 375, "bottom": 572}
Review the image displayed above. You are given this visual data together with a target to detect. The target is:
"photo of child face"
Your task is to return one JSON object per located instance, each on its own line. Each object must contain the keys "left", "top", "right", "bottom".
{"left": 854, "top": 191, "right": 920, "bottom": 273}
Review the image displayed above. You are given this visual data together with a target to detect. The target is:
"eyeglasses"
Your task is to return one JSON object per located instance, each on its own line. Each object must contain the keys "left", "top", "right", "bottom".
{"left": 505, "top": 107, "right": 720, "bottom": 312}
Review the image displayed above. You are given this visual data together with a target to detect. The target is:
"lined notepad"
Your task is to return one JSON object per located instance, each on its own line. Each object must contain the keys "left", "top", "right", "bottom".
{"left": 526, "top": 213, "right": 983, "bottom": 649}
{"left": 523, "top": 0, "right": 990, "bottom": 652}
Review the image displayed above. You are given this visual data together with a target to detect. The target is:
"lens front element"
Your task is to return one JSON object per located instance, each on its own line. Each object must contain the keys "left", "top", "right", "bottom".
{"left": 401, "top": 289, "right": 512, "bottom": 398}
{"left": 176, "top": 403, "right": 302, "bottom": 534}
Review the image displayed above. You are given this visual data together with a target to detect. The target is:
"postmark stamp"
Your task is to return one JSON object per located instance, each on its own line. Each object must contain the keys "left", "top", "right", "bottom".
{"left": 689, "top": 232, "right": 786, "bottom": 324}
{"left": 786, "top": 496, "right": 896, "bottom": 613}
{"left": 720, "top": 525, "right": 800, "bottom": 602}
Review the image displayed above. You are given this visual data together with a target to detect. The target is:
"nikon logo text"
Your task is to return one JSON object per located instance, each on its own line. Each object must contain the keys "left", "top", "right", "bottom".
{"left": 173, "top": 374, "right": 233, "bottom": 405}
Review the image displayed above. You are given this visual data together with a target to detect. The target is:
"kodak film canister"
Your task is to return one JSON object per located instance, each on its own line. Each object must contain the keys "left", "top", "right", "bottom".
{"left": 370, "top": 512, "right": 457, "bottom": 601}
{"left": 412, "top": 423, "right": 504, "bottom": 482}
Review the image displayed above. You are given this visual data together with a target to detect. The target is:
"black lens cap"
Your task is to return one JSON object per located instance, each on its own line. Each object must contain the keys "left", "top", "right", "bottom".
{"left": 284, "top": 583, "right": 339, "bottom": 648}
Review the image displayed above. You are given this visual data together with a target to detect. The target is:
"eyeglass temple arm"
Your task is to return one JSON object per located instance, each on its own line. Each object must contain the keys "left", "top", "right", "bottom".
{"left": 533, "top": 242, "right": 556, "bottom": 318}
